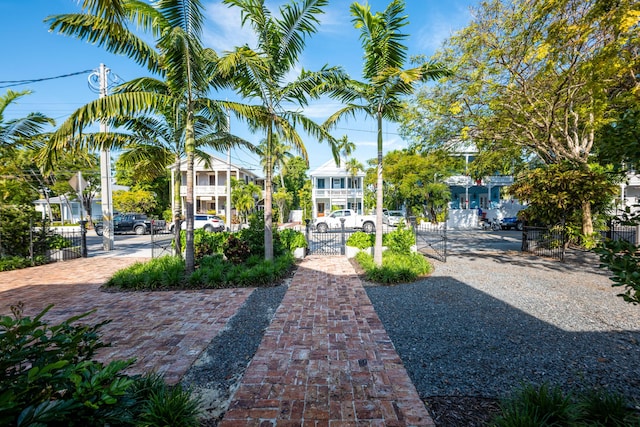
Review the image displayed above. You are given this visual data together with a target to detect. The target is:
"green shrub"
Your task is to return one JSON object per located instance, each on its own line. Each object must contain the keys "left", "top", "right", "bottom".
{"left": 105, "top": 256, "right": 187, "bottom": 290}
{"left": 346, "top": 231, "right": 374, "bottom": 249}
{"left": 280, "top": 229, "right": 308, "bottom": 250}
{"left": 47, "top": 233, "right": 73, "bottom": 250}
{"left": 490, "top": 383, "right": 640, "bottom": 427}
{"left": 224, "top": 234, "right": 252, "bottom": 265}
{"left": 0, "top": 256, "right": 48, "bottom": 271}
{"left": 354, "top": 251, "right": 432, "bottom": 284}
{"left": 0, "top": 304, "right": 201, "bottom": 426}
{"left": 385, "top": 224, "right": 415, "bottom": 255}
{"left": 179, "top": 229, "right": 229, "bottom": 261}
{"left": 238, "top": 213, "right": 286, "bottom": 257}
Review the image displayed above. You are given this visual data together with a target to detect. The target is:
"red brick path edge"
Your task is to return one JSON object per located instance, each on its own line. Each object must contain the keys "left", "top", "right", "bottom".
{"left": 220, "top": 256, "right": 435, "bottom": 427}
{"left": 0, "top": 257, "right": 254, "bottom": 384}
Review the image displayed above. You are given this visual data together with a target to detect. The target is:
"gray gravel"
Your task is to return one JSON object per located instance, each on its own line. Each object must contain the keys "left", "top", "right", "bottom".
{"left": 180, "top": 284, "right": 288, "bottom": 421}
{"left": 366, "top": 252, "right": 640, "bottom": 401}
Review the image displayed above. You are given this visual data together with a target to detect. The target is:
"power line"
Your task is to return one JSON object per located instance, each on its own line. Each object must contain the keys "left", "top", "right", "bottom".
{"left": 0, "top": 69, "right": 94, "bottom": 89}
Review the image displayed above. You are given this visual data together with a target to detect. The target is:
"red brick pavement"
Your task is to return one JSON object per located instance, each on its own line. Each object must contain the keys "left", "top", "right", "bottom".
{"left": 220, "top": 256, "right": 435, "bottom": 427}
{"left": 0, "top": 257, "right": 254, "bottom": 384}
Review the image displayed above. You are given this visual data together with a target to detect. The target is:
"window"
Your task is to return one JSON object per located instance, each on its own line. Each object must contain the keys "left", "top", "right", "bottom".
{"left": 332, "top": 178, "right": 343, "bottom": 189}
{"left": 317, "top": 178, "right": 325, "bottom": 189}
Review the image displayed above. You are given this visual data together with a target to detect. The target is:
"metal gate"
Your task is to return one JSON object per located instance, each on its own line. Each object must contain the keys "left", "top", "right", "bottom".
{"left": 413, "top": 220, "right": 447, "bottom": 262}
{"left": 305, "top": 223, "right": 356, "bottom": 256}
{"left": 151, "top": 229, "right": 174, "bottom": 258}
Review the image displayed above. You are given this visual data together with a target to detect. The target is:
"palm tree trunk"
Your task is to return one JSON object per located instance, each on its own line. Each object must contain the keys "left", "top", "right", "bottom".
{"left": 185, "top": 114, "right": 196, "bottom": 273}
{"left": 264, "top": 124, "right": 274, "bottom": 261}
{"left": 374, "top": 110, "right": 384, "bottom": 266}
{"left": 173, "top": 156, "right": 182, "bottom": 258}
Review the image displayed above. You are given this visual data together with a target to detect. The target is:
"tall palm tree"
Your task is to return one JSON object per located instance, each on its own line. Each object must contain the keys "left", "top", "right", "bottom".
{"left": 256, "top": 134, "right": 295, "bottom": 189}
{"left": 336, "top": 135, "right": 356, "bottom": 165}
{"left": 345, "top": 157, "right": 364, "bottom": 213}
{"left": 46, "top": 0, "right": 243, "bottom": 273}
{"left": 323, "top": 0, "right": 450, "bottom": 265}
{"left": 218, "top": 0, "right": 346, "bottom": 261}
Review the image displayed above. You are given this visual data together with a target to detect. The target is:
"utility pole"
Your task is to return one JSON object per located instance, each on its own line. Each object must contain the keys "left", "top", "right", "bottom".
{"left": 89, "top": 63, "right": 114, "bottom": 250}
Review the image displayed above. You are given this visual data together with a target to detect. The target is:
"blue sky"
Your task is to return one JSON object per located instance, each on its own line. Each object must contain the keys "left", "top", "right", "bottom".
{"left": 1, "top": 0, "right": 475, "bottom": 174}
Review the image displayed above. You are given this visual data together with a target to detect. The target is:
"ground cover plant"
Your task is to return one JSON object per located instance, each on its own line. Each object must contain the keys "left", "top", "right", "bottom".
{"left": 106, "top": 220, "right": 301, "bottom": 290}
{"left": 490, "top": 382, "right": 639, "bottom": 426}
{"left": 0, "top": 303, "right": 201, "bottom": 426}
{"left": 351, "top": 225, "right": 432, "bottom": 284}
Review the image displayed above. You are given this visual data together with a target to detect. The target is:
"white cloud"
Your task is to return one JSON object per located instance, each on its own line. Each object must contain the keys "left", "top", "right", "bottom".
{"left": 202, "top": 2, "right": 256, "bottom": 52}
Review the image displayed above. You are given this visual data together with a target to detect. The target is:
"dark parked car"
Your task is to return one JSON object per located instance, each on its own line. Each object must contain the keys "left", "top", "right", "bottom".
{"left": 499, "top": 217, "right": 523, "bottom": 231}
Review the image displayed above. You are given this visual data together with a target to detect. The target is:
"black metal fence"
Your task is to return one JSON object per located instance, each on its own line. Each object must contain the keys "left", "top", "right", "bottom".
{"left": 150, "top": 228, "right": 175, "bottom": 258}
{"left": 305, "top": 220, "right": 356, "bottom": 255}
{"left": 412, "top": 219, "right": 447, "bottom": 262}
{"left": 601, "top": 220, "right": 640, "bottom": 245}
{"left": 521, "top": 226, "right": 566, "bottom": 261}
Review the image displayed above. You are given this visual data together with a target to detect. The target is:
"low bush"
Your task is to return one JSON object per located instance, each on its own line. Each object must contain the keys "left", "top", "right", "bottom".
{"left": 179, "top": 229, "right": 229, "bottom": 261}
{"left": 491, "top": 382, "right": 639, "bottom": 426}
{"left": 105, "top": 256, "right": 187, "bottom": 290}
{"left": 0, "top": 303, "right": 201, "bottom": 426}
{"left": 279, "top": 229, "right": 308, "bottom": 250}
{"left": 0, "top": 255, "right": 48, "bottom": 272}
{"left": 384, "top": 224, "right": 415, "bottom": 255}
{"left": 346, "top": 231, "right": 373, "bottom": 249}
{"left": 354, "top": 251, "right": 432, "bottom": 284}
{"left": 106, "top": 253, "right": 295, "bottom": 291}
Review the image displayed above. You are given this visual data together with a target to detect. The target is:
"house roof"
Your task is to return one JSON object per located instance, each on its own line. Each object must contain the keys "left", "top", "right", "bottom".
{"left": 168, "top": 153, "right": 261, "bottom": 179}
{"left": 309, "top": 158, "right": 365, "bottom": 177}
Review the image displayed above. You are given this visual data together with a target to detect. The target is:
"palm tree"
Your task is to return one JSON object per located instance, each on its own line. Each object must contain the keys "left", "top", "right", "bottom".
{"left": 336, "top": 135, "right": 356, "bottom": 165}
{"left": 1, "top": 90, "right": 53, "bottom": 149}
{"left": 345, "top": 157, "right": 364, "bottom": 213}
{"left": 218, "top": 0, "right": 346, "bottom": 261}
{"left": 323, "top": 0, "right": 450, "bottom": 265}
{"left": 46, "top": 0, "right": 244, "bottom": 273}
{"left": 256, "top": 134, "right": 295, "bottom": 189}
{"left": 231, "top": 178, "right": 261, "bottom": 224}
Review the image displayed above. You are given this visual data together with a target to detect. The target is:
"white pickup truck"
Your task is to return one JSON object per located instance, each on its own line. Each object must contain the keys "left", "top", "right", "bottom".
{"left": 312, "top": 209, "right": 377, "bottom": 233}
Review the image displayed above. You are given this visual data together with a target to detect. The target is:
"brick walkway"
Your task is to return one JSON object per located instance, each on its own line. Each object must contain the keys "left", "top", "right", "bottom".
{"left": 220, "top": 256, "right": 434, "bottom": 427}
{"left": 0, "top": 257, "right": 254, "bottom": 384}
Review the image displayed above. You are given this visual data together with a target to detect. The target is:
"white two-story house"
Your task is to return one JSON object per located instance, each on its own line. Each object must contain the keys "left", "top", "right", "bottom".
{"left": 168, "top": 154, "right": 263, "bottom": 218}
{"left": 310, "top": 159, "right": 366, "bottom": 218}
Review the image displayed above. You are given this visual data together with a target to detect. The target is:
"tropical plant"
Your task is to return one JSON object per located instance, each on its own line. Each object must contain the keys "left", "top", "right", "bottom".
{"left": 0, "top": 90, "right": 53, "bottom": 150}
{"left": 230, "top": 178, "right": 262, "bottom": 224}
{"left": 217, "top": 0, "right": 345, "bottom": 261}
{"left": 322, "top": 0, "right": 449, "bottom": 265}
{"left": 46, "top": 0, "right": 251, "bottom": 273}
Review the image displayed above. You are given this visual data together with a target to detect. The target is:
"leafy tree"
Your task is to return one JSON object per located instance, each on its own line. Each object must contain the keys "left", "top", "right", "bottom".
{"left": 297, "top": 180, "right": 313, "bottom": 222}
{"left": 112, "top": 189, "right": 157, "bottom": 214}
{"left": 0, "top": 90, "right": 53, "bottom": 150}
{"left": 510, "top": 162, "right": 618, "bottom": 244}
{"left": 46, "top": 0, "right": 249, "bottom": 273}
{"left": 217, "top": 0, "right": 344, "bottom": 261}
{"left": 401, "top": 0, "right": 639, "bottom": 236}
{"left": 383, "top": 150, "right": 458, "bottom": 221}
{"left": 323, "top": 0, "right": 449, "bottom": 265}
{"left": 282, "top": 156, "right": 309, "bottom": 209}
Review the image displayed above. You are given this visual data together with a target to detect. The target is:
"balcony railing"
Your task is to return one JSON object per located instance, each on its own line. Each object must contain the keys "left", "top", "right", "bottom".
{"left": 179, "top": 185, "right": 228, "bottom": 197}
{"left": 313, "top": 188, "right": 363, "bottom": 198}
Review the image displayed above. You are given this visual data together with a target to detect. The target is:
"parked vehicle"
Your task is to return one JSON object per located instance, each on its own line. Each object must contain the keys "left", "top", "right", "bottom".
{"left": 169, "top": 214, "right": 225, "bottom": 233}
{"left": 94, "top": 213, "right": 166, "bottom": 236}
{"left": 384, "top": 210, "right": 405, "bottom": 227}
{"left": 313, "top": 209, "right": 376, "bottom": 233}
{"left": 499, "top": 217, "right": 524, "bottom": 231}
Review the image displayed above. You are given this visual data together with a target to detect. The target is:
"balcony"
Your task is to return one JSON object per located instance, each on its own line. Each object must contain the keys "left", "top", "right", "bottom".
{"left": 179, "top": 185, "right": 228, "bottom": 197}
{"left": 313, "top": 188, "right": 363, "bottom": 199}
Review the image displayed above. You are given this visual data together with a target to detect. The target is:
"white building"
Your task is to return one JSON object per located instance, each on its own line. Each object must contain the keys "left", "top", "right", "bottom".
{"left": 168, "top": 154, "right": 263, "bottom": 217}
{"left": 310, "top": 159, "right": 366, "bottom": 218}
{"left": 619, "top": 172, "right": 640, "bottom": 214}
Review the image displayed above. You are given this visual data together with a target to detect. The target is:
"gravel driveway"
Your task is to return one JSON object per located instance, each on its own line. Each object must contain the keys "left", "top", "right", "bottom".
{"left": 366, "top": 231, "right": 640, "bottom": 401}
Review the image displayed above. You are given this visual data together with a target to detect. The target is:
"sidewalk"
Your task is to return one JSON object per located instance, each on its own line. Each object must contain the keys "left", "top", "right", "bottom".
{"left": 220, "top": 256, "right": 434, "bottom": 426}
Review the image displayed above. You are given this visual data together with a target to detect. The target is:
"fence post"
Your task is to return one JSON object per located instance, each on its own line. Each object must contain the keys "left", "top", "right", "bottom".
{"left": 636, "top": 224, "right": 640, "bottom": 246}
{"left": 305, "top": 219, "right": 311, "bottom": 254}
{"left": 340, "top": 217, "right": 346, "bottom": 255}
{"left": 80, "top": 220, "right": 88, "bottom": 258}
